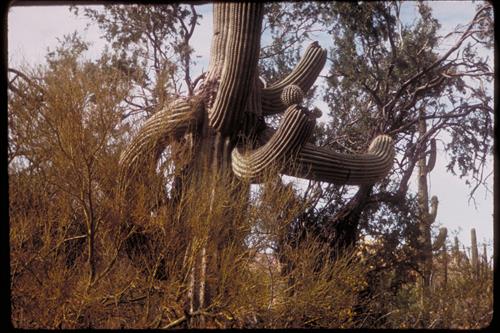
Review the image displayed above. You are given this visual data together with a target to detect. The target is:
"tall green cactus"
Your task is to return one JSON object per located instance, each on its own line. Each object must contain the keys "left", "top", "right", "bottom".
{"left": 471, "top": 228, "right": 479, "bottom": 279}
{"left": 117, "top": 3, "right": 394, "bottom": 321}
{"left": 454, "top": 235, "right": 461, "bottom": 266}
{"left": 482, "top": 242, "right": 488, "bottom": 277}
{"left": 416, "top": 107, "right": 441, "bottom": 326}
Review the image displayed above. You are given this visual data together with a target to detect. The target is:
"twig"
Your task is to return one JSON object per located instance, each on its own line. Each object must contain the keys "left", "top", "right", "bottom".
{"left": 162, "top": 310, "right": 218, "bottom": 329}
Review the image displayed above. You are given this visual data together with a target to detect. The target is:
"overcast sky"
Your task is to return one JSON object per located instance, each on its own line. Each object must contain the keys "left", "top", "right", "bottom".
{"left": 7, "top": 2, "right": 494, "bottom": 253}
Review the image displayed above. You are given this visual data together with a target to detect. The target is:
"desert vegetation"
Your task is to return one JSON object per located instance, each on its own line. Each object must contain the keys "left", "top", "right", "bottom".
{"left": 8, "top": 1, "right": 493, "bottom": 329}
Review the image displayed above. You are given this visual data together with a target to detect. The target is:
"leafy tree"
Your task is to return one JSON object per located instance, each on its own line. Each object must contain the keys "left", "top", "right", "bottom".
{"left": 270, "top": 1, "right": 493, "bottom": 326}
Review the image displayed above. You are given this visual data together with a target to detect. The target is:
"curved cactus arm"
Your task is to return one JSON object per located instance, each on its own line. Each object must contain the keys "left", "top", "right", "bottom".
{"left": 208, "top": 3, "right": 264, "bottom": 134}
{"left": 432, "top": 227, "right": 448, "bottom": 251}
{"left": 426, "top": 138, "right": 437, "bottom": 172}
{"left": 231, "top": 105, "right": 315, "bottom": 182}
{"left": 118, "top": 99, "right": 202, "bottom": 193}
{"left": 282, "top": 135, "right": 395, "bottom": 185}
{"left": 429, "top": 195, "right": 439, "bottom": 223}
{"left": 261, "top": 42, "right": 327, "bottom": 116}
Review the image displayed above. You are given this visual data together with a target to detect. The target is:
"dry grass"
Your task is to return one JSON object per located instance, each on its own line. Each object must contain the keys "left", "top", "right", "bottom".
{"left": 9, "top": 142, "right": 372, "bottom": 328}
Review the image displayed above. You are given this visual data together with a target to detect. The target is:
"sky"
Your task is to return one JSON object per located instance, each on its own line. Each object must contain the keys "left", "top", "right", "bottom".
{"left": 7, "top": 2, "right": 494, "bottom": 253}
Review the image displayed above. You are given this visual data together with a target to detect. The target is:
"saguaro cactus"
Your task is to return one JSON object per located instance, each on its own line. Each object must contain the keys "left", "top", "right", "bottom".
{"left": 482, "top": 242, "right": 489, "bottom": 277}
{"left": 454, "top": 235, "right": 461, "bottom": 266}
{"left": 118, "top": 3, "right": 394, "bottom": 321}
{"left": 470, "top": 228, "right": 479, "bottom": 279}
{"left": 416, "top": 107, "right": 440, "bottom": 325}
{"left": 119, "top": 3, "right": 394, "bottom": 192}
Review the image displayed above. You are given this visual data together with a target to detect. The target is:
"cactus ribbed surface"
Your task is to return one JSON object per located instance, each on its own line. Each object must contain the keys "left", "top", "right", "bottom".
{"left": 262, "top": 42, "right": 327, "bottom": 115}
{"left": 118, "top": 98, "right": 202, "bottom": 195}
{"left": 290, "top": 135, "right": 394, "bottom": 185}
{"left": 206, "top": 4, "right": 230, "bottom": 82}
{"left": 231, "top": 105, "right": 316, "bottom": 181}
{"left": 207, "top": 3, "right": 263, "bottom": 134}
{"left": 280, "top": 85, "right": 305, "bottom": 107}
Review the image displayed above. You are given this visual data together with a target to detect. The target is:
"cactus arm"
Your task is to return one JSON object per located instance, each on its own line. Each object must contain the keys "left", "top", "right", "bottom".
{"left": 426, "top": 138, "right": 437, "bottom": 172}
{"left": 231, "top": 105, "right": 315, "bottom": 182}
{"left": 281, "top": 135, "right": 395, "bottom": 185}
{"left": 118, "top": 99, "right": 202, "bottom": 193}
{"left": 429, "top": 195, "right": 439, "bottom": 223}
{"left": 431, "top": 227, "right": 447, "bottom": 251}
{"left": 261, "top": 42, "right": 327, "bottom": 116}
{"left": 207, "top": 3, "right": 264, "bottom": 134}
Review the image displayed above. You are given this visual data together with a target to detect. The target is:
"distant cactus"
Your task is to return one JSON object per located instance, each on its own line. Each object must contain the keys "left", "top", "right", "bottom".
{"left": 471, "top": 228, "right": 479, "bottom": 279}
{"left": 416, "top": 108, "right": 440, "bottom": 324}
{"left": 454, "top": 236, "right": 461, "bottom": 266}
{"left": 482, "top": 242, "right": 489, "bottom": 277}
{"left": 441, "top": 242, "right": 448, "bottom": 289}
{"left": 429, "top": 195, "right": 438, "bottom": 223}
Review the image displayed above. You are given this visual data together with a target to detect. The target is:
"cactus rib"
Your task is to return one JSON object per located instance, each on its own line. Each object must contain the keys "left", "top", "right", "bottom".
{"left": 206, "top": 3, "right": 231, "bottom": 82}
